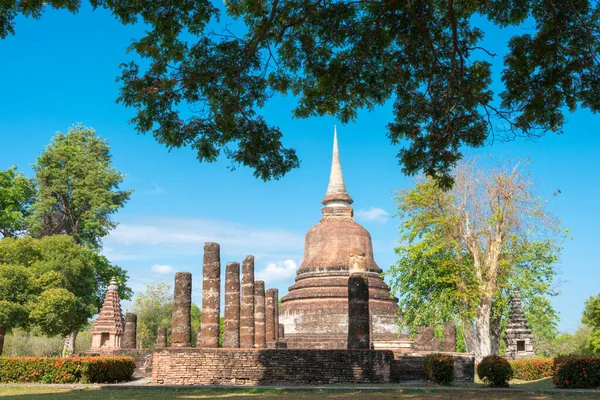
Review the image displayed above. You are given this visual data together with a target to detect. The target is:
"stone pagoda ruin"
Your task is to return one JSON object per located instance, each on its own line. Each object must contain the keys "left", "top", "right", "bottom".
{"left": 280, "top": 128, "right": 401, "bottom": 348}
{"left": 90, "top": 277, "right": 125, "bottom": 349}
{"left": 504, "top": 290, "right": 535, "bottom": 359}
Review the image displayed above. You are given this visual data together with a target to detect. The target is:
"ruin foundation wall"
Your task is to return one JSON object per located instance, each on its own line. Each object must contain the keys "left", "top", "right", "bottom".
{"left": 151, "top": 348, "right": 393, "bottom": 385}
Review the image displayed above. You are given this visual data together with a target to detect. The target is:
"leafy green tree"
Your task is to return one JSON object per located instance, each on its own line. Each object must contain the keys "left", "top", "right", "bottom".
{"left": 582, "top": 293, "right": 600, "bottom": 354}
{"left": 28, "top": 124, "right": 132, "bottom": 355}
{"left": 0, "top": 166, "right": 35, "bottom": 238}
{"left": 131, "top": 282, "right": 201, "bottom": 348}
{"left": 0, "top": 236, "right": 132, "bottom": 355}
{"left": 0, "top": 264, "right": 36, "bottom": 356}
{"left": 4, "top": 2, "right": 600, "bottom": 186}
{"left": 30, "top": 124, "right": 132, "bottom": 250}
{"left": 388, "top": 158, "right": 563, "bottom": 361}
{"left": 535, "top": 325, "right": 594, "bottom": 357}
{"left": 29, "top": 288, "right": 93, "bottom": 337}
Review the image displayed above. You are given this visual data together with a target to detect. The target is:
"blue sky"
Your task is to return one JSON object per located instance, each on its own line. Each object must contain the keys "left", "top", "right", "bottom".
{"left": 0, "top": 4, "right": 598, "bottom": 333}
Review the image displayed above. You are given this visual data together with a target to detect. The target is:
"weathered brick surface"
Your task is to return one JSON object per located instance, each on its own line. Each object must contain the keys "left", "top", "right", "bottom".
{"left": 223, "top": 262, "right": 240, "bottom": 348}
{"left": 412, "top": 327, "right": 441, "bottom": 351}
{"left": 390, "top": 353, "right": 475, "bottom": 382}
{"left": 156, "top": 327, "right": 168, "bottom": 347}
{"left": 200, "top": 242, "right": 221, "bottom": 348}
{"left": 123, "top": 313, "right": 137, "bottom": 349}
{"left": 265, "top": 289, "right": 276, "bottom": 344}
{"left": 152, "top": 349, "right": 392, "bottom": 385}
{"left": 348, "top": 273, "right": 370, "bottom": 350}
{"left": 443, "top": 323, "right": 456, "bottom": 352}
{"left": 171, "top": 272, "right": 192, "bottom": 347}
{"left": 240, "top": 255, "right": 255, "bottom": 348}
{"left": 254, "top": 281, "right": 266, "bottom": 348}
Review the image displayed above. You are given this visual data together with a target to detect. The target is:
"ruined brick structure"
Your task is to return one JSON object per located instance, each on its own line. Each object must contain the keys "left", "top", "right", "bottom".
{"left": 280, "top": 128, "right": 401, "bottom": 348}
{"left": 504, "top": 290, "right": 535, "bottom": 359}
{"left": 156, "top": 327, "right": 167, "bottom": 347}
{"left": 223, "top": 262, "right": 241, "bottom": 348}
{"left": 254, "top": 280, "right": 266, "bottom": 348}
{"left": 90, "top": 277, "right": 124, "bottom": 349}
{"left": 123, "top": 312, "right": 137, "bottom": 349}
{"left": 348, "top": 272, "right": 370, "bottom": 349}
{"left": 200, "top": 242, "right": 221, "bottom": 348}
{"left": 152, "top": 349, "right": 392, "bottom": 385}
{"left": 240, "top": 255, "right": 255, "bottom": 348}
{"left": 171, "top": 272, "right": 192, "bottom": 347}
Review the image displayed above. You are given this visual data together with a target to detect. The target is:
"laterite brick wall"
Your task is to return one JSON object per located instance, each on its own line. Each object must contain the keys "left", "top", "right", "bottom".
{"left": 152, "top": 348, "right": 393, "bottom": 385}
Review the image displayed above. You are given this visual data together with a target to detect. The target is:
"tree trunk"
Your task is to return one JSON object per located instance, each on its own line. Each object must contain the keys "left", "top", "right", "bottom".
{"left": 0, "top": 325, "right": 6, "bottom": 356}
{"left": 473, "top": 293, "right": 493, "bottom": 362}
{"left": 62, "top": 330, "right": 78, "bottom": 357}
{"left": 490, "top": 312, "right": 503, "bottom": 355}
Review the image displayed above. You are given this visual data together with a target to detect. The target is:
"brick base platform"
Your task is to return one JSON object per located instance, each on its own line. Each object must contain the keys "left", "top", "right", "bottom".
{"left": 152, "top": 348, "right": 393, "bottom": 385}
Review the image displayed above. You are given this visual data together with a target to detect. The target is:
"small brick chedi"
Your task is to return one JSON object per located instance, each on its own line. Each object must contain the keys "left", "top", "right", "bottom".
{"left": 280, "top": 128, "right": 400, "bottom": 347}
{"left": 91, "top": 277, "right": 124, "bottom": 349}
{"left": 504, "top": 290, "right": 535, "bottom": 359}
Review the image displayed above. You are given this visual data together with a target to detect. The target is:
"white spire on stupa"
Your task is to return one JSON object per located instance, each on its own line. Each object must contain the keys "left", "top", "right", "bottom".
{"left": 322, "top": 126, "right": 353, "bottom": 207}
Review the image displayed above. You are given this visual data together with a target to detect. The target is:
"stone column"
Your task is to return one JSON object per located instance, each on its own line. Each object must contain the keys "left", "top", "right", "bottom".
{"left": 272, "top": 288, "right": 279, "bottom": 341}
{"left": 156, "top": 327, "right": 167, "bottom": 347}
{"left": 265, "top": 288, "right": 276, "bottom": 343}
{"left": 223, "top": 262, "right": 241, "bottom": 348}
{"left": 200, "top": 242, "right": 221, "bottom": 348}
{"left": 195, "top": 326, "right": 202, "bottom": 347}
{"left": 254, "top": 280, "right": 266, "bottom": 348}
{"left": 123, "top": 312, "right": 137, "bottom": 349}
{"left": 171, "top": 272, "right": 192, "bottom": 347}
{"left": 240, "top": 255, "right": 255, "bottom": 348}
{"left": 278, "top": 323, "right": 285, "bottom": 339}
{"left": 348, "top": 273, "right": 370, "bottom": 350}
{"left": 443, "top": 322, "right": 457, "bottom": 352}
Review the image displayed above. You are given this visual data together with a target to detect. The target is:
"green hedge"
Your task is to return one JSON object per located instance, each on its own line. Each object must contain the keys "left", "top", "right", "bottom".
{"left": 423, "top": 353, "right": 455, "bottom": 385}
{"left": 553, "top": 356, "right": 600, "bottom": 389}
{"left": 509, "top": 358, "right": 554, "bottom": 381}
{"left": 0, "top": 356, "right": 135, "bottom": 383}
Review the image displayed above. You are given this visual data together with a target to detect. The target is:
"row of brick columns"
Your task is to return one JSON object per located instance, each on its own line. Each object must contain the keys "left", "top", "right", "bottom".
{"left": 165, "top": 242, "right": 280, "bottom": 348}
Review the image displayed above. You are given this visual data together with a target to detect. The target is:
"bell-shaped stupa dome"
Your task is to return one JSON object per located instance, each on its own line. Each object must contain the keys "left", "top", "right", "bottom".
{"left": 280, "top": 128, "right": 400, "bottom": 348}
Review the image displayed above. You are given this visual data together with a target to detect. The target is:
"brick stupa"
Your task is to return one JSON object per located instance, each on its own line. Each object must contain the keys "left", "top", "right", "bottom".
{"left": 504, "top": 290, "right": 535, "bottom": 359}
{"left": 90, "top": 277, "right": 124, "bottom": 349}
{"left": 280, "top": 128, "right": 400, "bottom": 348}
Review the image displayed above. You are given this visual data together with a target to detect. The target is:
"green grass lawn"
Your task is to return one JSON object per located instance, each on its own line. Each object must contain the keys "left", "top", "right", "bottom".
{"left": 0, "top": 387, "right": 599, "bottom": 400}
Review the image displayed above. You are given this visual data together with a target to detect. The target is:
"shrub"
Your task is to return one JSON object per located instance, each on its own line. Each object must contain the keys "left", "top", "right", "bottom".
{"left": 477, "top": 355, "right": 513, "bottom": 387}
{"left": 510, "top": 358, "right": 554, "bottom": 381}
{"left": 423, "top": 354, "right": 455, "bottom": 385}
{"left": 553, "top": 356, "right": 600, "bottom": 389}
{"left": 0, "top": 356, "right": 135, "bottom": 383}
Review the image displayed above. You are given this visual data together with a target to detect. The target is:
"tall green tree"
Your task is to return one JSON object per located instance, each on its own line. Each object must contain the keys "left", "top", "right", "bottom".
{"left": 28, "top": 124, "right": 132, "bottom": 355}
{"left": 30, "top": 124, "right": 132, "bottom": 250}
{"left": 388, "top": 158, "right": 564, "bottom": 361}
{"left": 4, "top": 2, "right": 600, "bottom": 187}
{"left": 0, "top": 264, "right": 36, "bottom": 356}
{"left": 582, "top": 292, "right": 600, "bottom": 354}
{"left": 131, "top": 283, "right": 201, "bottom": 348}
{"left": 0, "top": 166, "right": 36, "bottom": 238}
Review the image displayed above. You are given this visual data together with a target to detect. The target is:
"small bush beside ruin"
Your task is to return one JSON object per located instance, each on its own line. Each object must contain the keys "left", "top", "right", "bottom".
{"left": 553, "top": 356, "right": 600, "bottom": 389}
{"left": 477, "top": 355, "right": 513, "bottom": 387}
{"left": 423, "top": 353, "right": 455, "bottom": 385}
{"left": 509, "top": 357, "right": 554, "bottom": 381}
{"left": 0, "top": 356, "right": 135, "bottom": 383}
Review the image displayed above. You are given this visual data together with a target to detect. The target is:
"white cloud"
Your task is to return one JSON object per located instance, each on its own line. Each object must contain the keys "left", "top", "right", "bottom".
{"left": 151, "top": 264, "right": 174, "bottom": 274}
{"left": 103, "top": 216, "right": 304, "bottom": 262}
{"left": 355, "top": 207, "right": 390, "bottom": 224}
{"left": 256, "top": 259, "right": 298, "bottom": 283}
